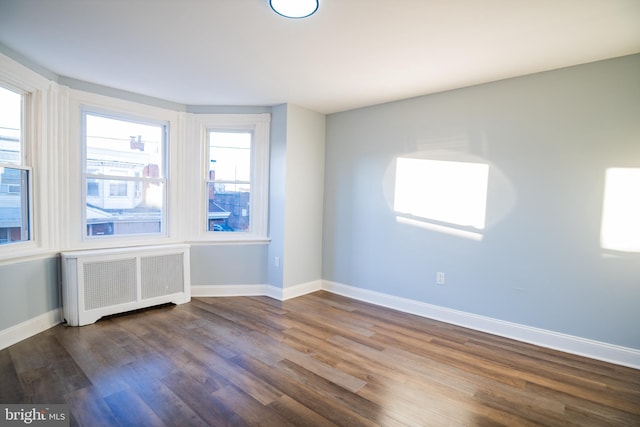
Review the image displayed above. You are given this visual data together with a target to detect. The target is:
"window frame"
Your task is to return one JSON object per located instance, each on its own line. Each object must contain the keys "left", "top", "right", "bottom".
{"left": 67, "top": 89, "right": 181, "bottom": 250}
{"left": 0, "top": 62, "right": 45, "bottom": 260}
{"left": 192, "top": 113, "right": 270, "bottom": 243}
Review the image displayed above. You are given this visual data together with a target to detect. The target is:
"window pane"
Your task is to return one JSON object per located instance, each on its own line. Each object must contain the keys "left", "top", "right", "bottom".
{"left": 208, "top": 131, "right": 252, "bottom": 232}
{"left": 86, "top": 114, "right": 164, "bottom": 177}
{"left": 0, "top": 86, "right": 22, "bottom": 165}
{"left": 84, "top": 111, "right": 167, "bottom": 238}
{"left": 209, "top": 132, "right": 251, "bottom": 182}
{"left": 86, "top": 178, "right": 163, "bottom": 237}
{"left": 0, "top": 167, "right": 30, "bottom": 244}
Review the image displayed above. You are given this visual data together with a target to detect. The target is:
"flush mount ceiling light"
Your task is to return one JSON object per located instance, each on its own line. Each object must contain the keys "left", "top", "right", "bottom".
{"left": 270, "top": 0, "right": 319, "bottom": 19}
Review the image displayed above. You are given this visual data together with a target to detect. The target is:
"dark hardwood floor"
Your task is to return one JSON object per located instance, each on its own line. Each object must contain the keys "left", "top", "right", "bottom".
{"left": 1, "top": 291, "right": 639, "bottom": 426}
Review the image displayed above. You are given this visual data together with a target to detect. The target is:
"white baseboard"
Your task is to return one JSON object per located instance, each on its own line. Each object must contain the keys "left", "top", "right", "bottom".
{"left": 282, "top": 280, "right": 323, "bottom": 300}
{"left": 0, "top": 309, "right": 62, "bottom": 351}
{"left": 191, "top": 280, "right": 322, "bottom": 301}
{"left": 191, "top": 284, "right": 273, "bottom": 298}
{"left": 322, "top": 280, "right": 640, "bottom": 370}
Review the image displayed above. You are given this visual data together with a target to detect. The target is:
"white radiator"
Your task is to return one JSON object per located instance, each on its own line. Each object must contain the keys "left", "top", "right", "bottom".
{"left": 61, "top": 244, "right": 191, "bottom": 326}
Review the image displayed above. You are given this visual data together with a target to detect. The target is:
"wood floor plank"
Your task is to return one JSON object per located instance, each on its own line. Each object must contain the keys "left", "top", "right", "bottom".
{"left": 211, "top": 385, "right": 296, "bottom": 427}
{"left": 1, "top": 292, "right": 638, "bottom": 426}
{"left": 65, "top": 386, "right": 120, "bottom": 427}
{"left": 159, "top": 371, "right": 246, "bottom": 426}
{"left": 267, "top": 394, "right": 338, "bottom": 427}
{"left": 232, "top": 353, "right": 393, "bottom": 427}
{"left": 0, "top": 348, "right": 24, "bottom": 402}
{"left": 103, "top": 388, "right": 167, "bottom": 427}
{"left": 120, "top": 361, "right": 210, "bottom": 427}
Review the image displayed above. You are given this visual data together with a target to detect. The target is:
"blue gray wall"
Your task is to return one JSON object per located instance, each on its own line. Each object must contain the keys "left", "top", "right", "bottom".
{"left": 267, "top": 104, "right": 287, "bottom": 288}
{"left": 323, "top": 54, "right": 640, "bottom": 349}
{"left": 190, "top": 245, "right": 268, "bottom": 286}
{"left": 267, "top": 104, "right": 325, "bottom": 289}
{"left": 0, "top": 257, "right": 60, "bottom": 330}
{"left": 281, "top": 104, "right": 325, "bottom": 288}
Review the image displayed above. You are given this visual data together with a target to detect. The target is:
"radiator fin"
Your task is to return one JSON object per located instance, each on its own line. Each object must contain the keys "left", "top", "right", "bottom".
{"left": 83, "top": 258, "right": 137, "bottom": 310}
{"left": 141, "top": 253, "right": 185, "bottom": 299}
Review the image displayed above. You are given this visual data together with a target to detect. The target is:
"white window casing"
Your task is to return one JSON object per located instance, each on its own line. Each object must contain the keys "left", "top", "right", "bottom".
{"left": 0, "top": 54, "right": 52, "bottom": 262}
{"left": 190, "top": 113, "right": 270, "bottom": 243}
{"left": 66, "top": 89, "right": 181, "bottom": 250}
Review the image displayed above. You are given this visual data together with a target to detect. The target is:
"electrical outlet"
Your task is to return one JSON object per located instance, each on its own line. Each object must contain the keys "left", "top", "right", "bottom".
{"left": 274, "top": 257, "right": 280, "bottom": 268}
{"left": 436, "top": 272, "right": 445, "bottom": 285}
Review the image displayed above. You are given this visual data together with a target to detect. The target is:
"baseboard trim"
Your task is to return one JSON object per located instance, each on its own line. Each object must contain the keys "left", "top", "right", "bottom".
{"left": 322, "top": 280, "right": 640, "bottom": 370}
{"left": 282, "top": 280, "right": 323, "bottom": 300}
{"left": 0, "top": 309, "right": 62, "bottom": 351}
{"left": 191, "top": 284, "right": 272, "bottom": 298}
{"left": 191, "top": 281, "right": 322, "bottom": 301}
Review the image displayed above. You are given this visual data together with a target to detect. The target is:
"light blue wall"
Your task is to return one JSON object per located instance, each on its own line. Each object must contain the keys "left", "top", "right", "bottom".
{"left": 323, "top": 54, "right": 640, "bottom": 349}
{"left": 266, "top": 104, "right": 326, "bottom": 289}
{"left": 0, "top": 257, "right": 60, "bottom": 330}
{"left": 282, "top": 104, "right": 325, "bottom": 288}
{"left": 267, "top": 104, "right": 287, "bottom": 288}
{"left": 190, "top": 244, "right": 268, "bottom": 286}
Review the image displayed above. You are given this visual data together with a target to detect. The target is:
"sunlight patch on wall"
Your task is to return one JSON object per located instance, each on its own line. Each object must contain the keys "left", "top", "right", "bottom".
{"left": 600, "top": 167, "right": 640, "bottom": 253}
{"left": 394, "top": 157, "right": 489, "bottom": 240}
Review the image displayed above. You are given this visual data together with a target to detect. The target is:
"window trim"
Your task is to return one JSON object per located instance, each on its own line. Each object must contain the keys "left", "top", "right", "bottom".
{"left": 192, "top": 113, "right": 270, "bottom": 243}
{"left": 0, "top": 73, "right": 41, "bottom": 258}
{"left": 66, "top": 88, "right": 181, "bottom": 250}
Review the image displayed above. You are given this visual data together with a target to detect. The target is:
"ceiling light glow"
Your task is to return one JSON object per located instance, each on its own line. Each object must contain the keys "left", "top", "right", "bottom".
{"left": 270, "top": 0, "right": 319, "bottom": 19}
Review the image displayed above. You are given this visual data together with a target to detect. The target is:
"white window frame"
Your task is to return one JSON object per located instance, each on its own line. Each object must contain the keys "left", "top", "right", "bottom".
{"left": 67, "top": 89, "right": 181, "bottom": 250}
{"left": 191, "top": 113, "right": 270, "bottom": 243}
{"left": 0, "top": 54, "right": 51, "bottom": 262}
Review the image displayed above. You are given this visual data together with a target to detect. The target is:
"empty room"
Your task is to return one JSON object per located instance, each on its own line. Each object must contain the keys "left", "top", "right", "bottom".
{"left": 1, "top": 0, "right": 639, "bottom": 425}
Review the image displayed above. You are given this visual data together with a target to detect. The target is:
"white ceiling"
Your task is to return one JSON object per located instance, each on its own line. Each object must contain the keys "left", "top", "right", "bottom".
{"left": 1, "top": 0, "right": 639, "bottom": 114}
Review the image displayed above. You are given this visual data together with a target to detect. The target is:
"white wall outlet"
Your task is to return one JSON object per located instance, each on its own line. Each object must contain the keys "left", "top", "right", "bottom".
{"left": 274, "top": 256, "right": 280, "bottom": 268}
{"left": 436, "top": 272, "right": 445, "bottom": 285}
